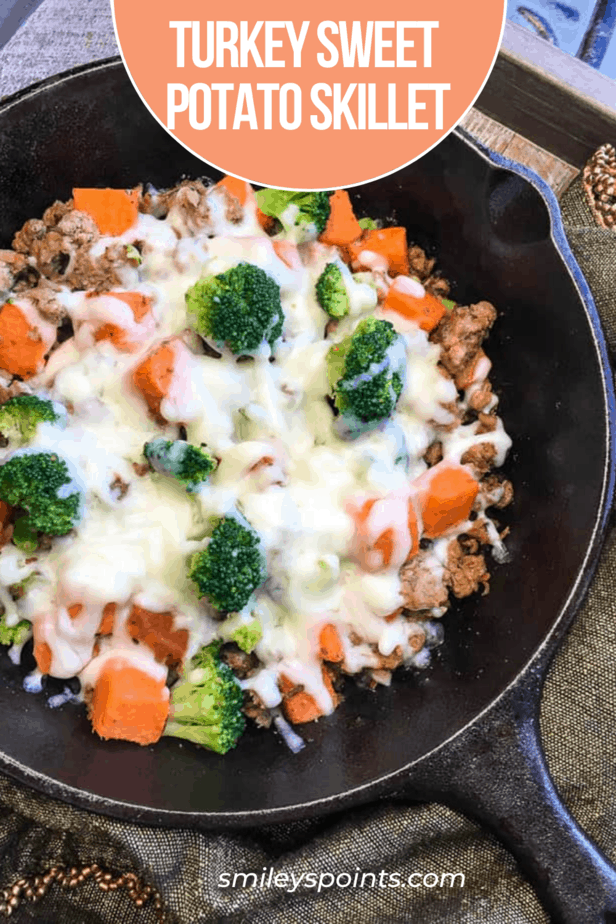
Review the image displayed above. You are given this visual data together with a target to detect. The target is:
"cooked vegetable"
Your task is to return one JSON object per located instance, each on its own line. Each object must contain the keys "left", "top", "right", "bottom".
{"left": 132, "top": 338, "right": 179, "bottom": 419}
{"left": 0, "top": 614, "right": 31, "bottom": 647}
{"left": 358, "top": 217, "right": 379, "bottom": 230}
{"left": 0, "top": 395, "right": 64, "bottom": 445}
{"left": 215, "top": 175, "right": 253, "bottom": 206}
{"left": 189, "top": 515, "right": 266, "bottom": 613}
{"left": 92, "top": 291, "right": 152, "bottom": 352}
{"left": 126, "top": 603, "right": 188, "bottom": 669}
{"left": 327, "top": 317, "right": 405, "bottom": 434}
{"left": 279, "top": 667, "right": 338, "bottom": 724}
{"left": 125, "top": 244, "right": 142, "bottom": 265}
{"left": 98, "top": 602, "right": 117, "bottom": 636}
{"left": 88, "top": 657, "right": 170, "bottom": 746}
{"left": 143, "top": 438, "right": 217, "bottom": 492}
{"left": 271, "top": 238, "right": 301, "bottom": 270}
{"left": 254, "top": 188, "right": 331, "bottom": 235}
{"left": 315, "top": 263, "right": 350, "bottom": 319}
{"left": 319, "top": 190, "right": 362, "bottom": 247}
{"left": 318, "top": 623, "right": 344, "bottom": 662}
{"left": 163, "top": 641, "right": 245, "bottom": 754}
{"left": 33, "top": 638, "right": 52, "bottom": 674}
{"left": 351, "top": 493, "right": 420, "bottom": 571}
{"left": 12, "top": 516, "right": 38, "bottom": 552}
{"left": 0, "top": 451, "right": 82, "bottom": 538}
{"left": 229, "top": 617, "right": 262, "bottom": 654}
{"left": 186, "top": 262, "right": 284, "bottom": 356}
{"left": 382, "top": 276, "right": 446, "bottom": 332}
{"left": 0, "top": 303, "right": 50, "bottom": 379}
{"left": 72, "top": 188, "right": 139, "bottom": 236}
{"left": 346, "top": 227, "right": 410, "bottom": 276}
{"left": 416, "top": 461, "right": 480, "bottom": 538}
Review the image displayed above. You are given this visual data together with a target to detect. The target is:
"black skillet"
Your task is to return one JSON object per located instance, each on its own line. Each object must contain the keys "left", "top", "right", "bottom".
{"left": 0, "top": 59, "right": 614, "bottom": 923}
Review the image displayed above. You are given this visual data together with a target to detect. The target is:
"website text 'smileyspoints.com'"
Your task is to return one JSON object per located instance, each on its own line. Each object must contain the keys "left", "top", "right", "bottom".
{"left": 218, "top": 868, "right": 466, "bottom": 893}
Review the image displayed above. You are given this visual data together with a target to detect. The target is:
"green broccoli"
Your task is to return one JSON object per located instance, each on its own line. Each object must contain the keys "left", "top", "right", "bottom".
{"left": 0, "top": 613, "right": 31, "bottom": 647}
{"left": 12, "top": 517, "right": 38, "bottom": 552}
{"left": 226, "top": 617, "right": 263, "bottom": 654}
{"left": 0, "top": 395, "right": 65, "bottom": 445}
{"left": 327, "top": 317, "right": 406, "bottom": 435}
{"left": 143, "top": 438, "right": 217, "bottom": 492}
{"left": 254, "top": 188, "right": 331, "bottom": 235}
{"left": 186, "top": 262, "right": 284, "bottom": 356}
{"left": 8, "top": 572, "right": 40, "bottom": 601}
{"left": 0, "top": 451, "right": 83, "bottom": 538}
{"left": 189, "top": 515, "right": 266, "bottom": 613}
{"left": 163, "top": 640, "right": 245, "bottom": 754}
{"left": 358, "top": 217, "right": 379, "bottom": 230}
{"left": 315, "top": 263, "right": 350, "bottom": 319}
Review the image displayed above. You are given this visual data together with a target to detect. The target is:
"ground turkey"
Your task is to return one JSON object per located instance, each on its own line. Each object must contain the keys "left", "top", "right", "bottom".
{"left": 399, "top": 552, "right": 450, "bottom": 611}
{"left": 431, "top": 301, "right": 497, "bottom": 381}
{"left": 445, "top": 539, "right": 490, "bottom": 598}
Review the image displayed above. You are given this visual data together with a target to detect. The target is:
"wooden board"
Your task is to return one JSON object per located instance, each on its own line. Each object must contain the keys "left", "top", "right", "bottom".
{"left": 460, "top": 110, "right": 579, "bottom": 198}
{"left": 473, "top": 22, "right": 616, "bottom": 172}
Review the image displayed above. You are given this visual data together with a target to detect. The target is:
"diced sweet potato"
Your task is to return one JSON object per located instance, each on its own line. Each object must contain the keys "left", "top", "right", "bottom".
{"left": 351, "top": 493, "right": 420, "bottom": 571}
{"left": 319, "top": 190, "right": 362, "bottom": 247}
{"left": 0, "top": 501, "right": 11, "bottom": 529}
{"left": 415, "top": 461, "right": 479, "bottom": 539}
{"left": 89, "top": 291, "right": 153, "bottom": 353}
{"left": 88, "top": 657, "right": 169, "bottom": 746}
{"left": 0, "top": 302, "right": 49, "bottom": 378}
{"left": 279, "top": 667, "right": 338, "bottom": 724}
{"left": 382, "top": 276, "right": 446, "bottom": 332}
{"left": 88, "top": 290, "right": 152, "bottom": 322}
{"left": 346, "top": 227, "right": 410, "bottom": 276}
{"left": 33, "top": 638, "right": 52, "bottom": 674}
{"left": 98, "top": 602, "right": 117, "bottom": 637}
{"left": 272, "top": 239, "right": 301, "bottom": 270}
{"left": 131, "top": 338, "right": 178, "bottom": 420}
{"left": 126, "top": 604, "right": 188, "bottom": 669}
{"left": 72, "top": 188, "right": 139, "bottom": 236}
{"left": 257, "top": 209, "right": 275, "bottom": 233}
{"left": 216, "top": 175, "right": 254, "bottom": 206}
{"left": 318, "top": 623, "right": 344, "bottom": 663}
{"left": 67, "top": 603, "right": 83, "bottom": 620}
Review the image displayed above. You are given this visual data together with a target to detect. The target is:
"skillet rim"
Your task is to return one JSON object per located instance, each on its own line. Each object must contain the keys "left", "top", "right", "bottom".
{"left": 0, "top": 59, "right": 613, "bottom": 827}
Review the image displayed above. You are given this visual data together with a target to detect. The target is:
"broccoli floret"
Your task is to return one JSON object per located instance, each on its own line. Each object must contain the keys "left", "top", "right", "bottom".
{"left": 0, "top": 395, "right": 64, "bottom": 445}
{"left": 186, "top": 262, "right": 284, "bottom": 356}
{"left": 189, "top": 516, "right": 266, "bottom": 613}
{"left": 358, "top": 217, "right": 379, "bottom": 230}
{"left": 163, "top": 640, "right": 246, "bottom": 754}
{"left": 229, "top": 617, "right": 262, "bottom": 654}
{"left": 0, "top": 613, "right": 31, "bottom": 647}
{"left": 327, "top": 317, "right": 406, "bottom": 434}
{"left": 315, "top": 263, "right": 350, "bottom": 319}
{"left": 143, "top": 438, "right": 217, "bottom": 492}
{"left": 12, "top": 517, "right": 38, "bottom": 552}
{"left": 254, "top": 188, "right": 331, "bottom": 235}
{"left": 8, "top": 572, "right": 40, "bottom": 601}
{"left": 0, "top": 452, "right": 82, "bottom": 538}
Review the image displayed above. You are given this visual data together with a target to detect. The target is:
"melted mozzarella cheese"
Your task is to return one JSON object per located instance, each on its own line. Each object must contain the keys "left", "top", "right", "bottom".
{"left": 1, "top": 186, "right": 512, "bottom": 712}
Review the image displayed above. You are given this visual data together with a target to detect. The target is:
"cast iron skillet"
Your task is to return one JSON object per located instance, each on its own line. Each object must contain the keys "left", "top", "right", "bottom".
{"left": 0, "top": 59, "right": 614, "bottom": 922}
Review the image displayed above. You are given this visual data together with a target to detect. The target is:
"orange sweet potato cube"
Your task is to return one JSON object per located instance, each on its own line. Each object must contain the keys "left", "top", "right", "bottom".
{"left": 89, "top": 657, "right": 169, "bottom": 746}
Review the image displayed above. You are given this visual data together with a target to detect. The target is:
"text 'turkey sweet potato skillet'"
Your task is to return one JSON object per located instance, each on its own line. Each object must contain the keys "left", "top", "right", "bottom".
{"left": 0, "top": 59, "right": 613, "bottom": 923}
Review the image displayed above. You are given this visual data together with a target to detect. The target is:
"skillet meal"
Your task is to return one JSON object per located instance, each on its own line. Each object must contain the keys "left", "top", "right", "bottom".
{"left": 0, "top": 177, "right": 512, "bottom": 754}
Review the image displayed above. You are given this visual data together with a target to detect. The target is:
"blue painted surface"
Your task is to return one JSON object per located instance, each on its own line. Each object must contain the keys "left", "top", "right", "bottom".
{"left": 508, "top": 0, "right": 616, "bottom": 77}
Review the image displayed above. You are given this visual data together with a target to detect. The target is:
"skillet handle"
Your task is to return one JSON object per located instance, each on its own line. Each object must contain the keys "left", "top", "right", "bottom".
{"left": 410, "top": 668, "right": 616, "bottom": 924}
